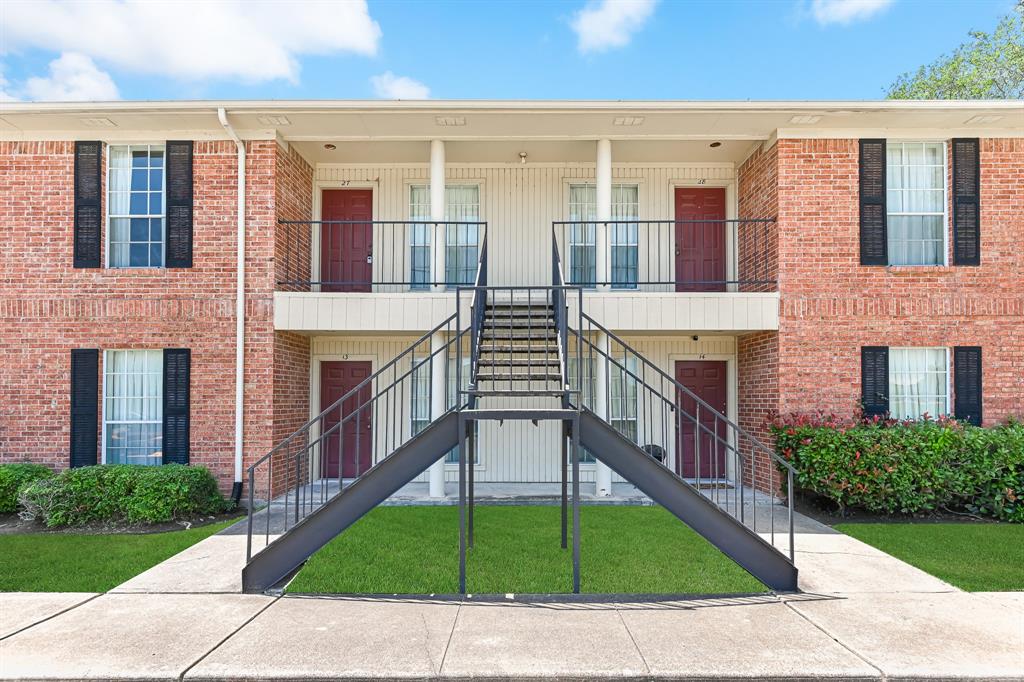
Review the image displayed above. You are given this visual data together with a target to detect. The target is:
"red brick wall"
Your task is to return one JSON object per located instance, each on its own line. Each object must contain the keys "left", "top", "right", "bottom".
{"left": 0, "top": 139, "right": 315, "bottom": 493}
{"left": 775, "top": 137, "right": 1024, "bottom": 425}
{"left": 737, "top": 143, "right": 779, "bottom": 292}
{"left": 737, "top": 331, "right": 781, "bottom": 492}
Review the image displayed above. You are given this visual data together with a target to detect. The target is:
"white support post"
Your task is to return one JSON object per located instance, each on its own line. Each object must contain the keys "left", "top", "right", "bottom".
{"left": 595, "top": 139, "right": 612, "bottom": 293}
{"left": 429, "top": 332, "right": 447, "bottom": 498}
{"left": 430, "top": 139, "right": 446, "bottom": 292}
{"left": 594, "top": 331, "right": 613, "bottom": 496}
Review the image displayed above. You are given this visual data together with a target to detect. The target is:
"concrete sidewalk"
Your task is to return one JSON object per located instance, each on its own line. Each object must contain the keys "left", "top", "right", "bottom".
{"left": 2, "top": 590, "right": 1021, "bottom": 680}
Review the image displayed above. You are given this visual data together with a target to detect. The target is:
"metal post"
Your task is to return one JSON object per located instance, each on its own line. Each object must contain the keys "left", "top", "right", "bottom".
{"left": 458, "top": 412, "right": 467, "bottom": 594}
{"left": 571, "top": 414, "right": 581, "bottom": 594}
{"left": 560, "top": 422, "right": 568, "bottom": 550}
{"left": 468, "top": 425, "right": 475, "bottom": 548}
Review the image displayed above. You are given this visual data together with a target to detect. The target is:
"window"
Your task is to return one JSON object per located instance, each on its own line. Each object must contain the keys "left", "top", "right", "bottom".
{"left": 104, "top": 350, "right": 163, "bottom": 465}
{"left": 609, "top": 354, "right": 639, "bottom": 443}
{"left": 567, "top": 356, "right": 596, "bottom": 462}
{"left": 410, "top": 356, "right": 431, "bottom": 436}
{"left": 108, "top": 145, "right": 165, "bottom": 268}
{"left": 889, "top": 348, "right": 950, "bottom": 420}
{"left": 567, "top": 183, "right": 639, "bottom": 287}
{"left": 445, "top": 354, "right": 478, "bottom": 464}
{"left": 409, "top": 185, "right": 481, "bottom": 289}
{"left": 887, "top": 142, "right": 946, "bottom": 266}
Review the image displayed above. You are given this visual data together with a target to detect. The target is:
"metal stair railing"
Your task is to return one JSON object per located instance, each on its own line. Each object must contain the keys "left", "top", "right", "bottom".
{"left": 245, "top": 314, "right": 467, "bottom": 563}
{"left": 567, "top": 313, "right": 796, "bottom": 561}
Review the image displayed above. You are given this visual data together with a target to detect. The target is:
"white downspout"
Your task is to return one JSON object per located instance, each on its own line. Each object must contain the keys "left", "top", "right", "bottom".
{"left": 218, "top": 107, "right": 246, "bottom": 504}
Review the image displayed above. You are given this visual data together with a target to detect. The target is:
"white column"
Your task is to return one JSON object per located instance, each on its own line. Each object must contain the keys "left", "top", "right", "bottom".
{"left": 430, "top": 139, "right": 446, "bottom": 292}
{"left": 428, "top": 332, "right": 447, "bottom": 498}
{"left": 595, "top": 139, "right": 612, "bottom": 293}
{"left": 594, "top": 331, "right": 613, "bottom": 496}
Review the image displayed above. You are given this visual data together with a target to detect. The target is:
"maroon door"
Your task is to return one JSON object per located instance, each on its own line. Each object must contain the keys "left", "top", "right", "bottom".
{"left": 320, "top": 361, "right": 373, "bottom": 479}
{"left": 321, "top": 189, "right": 373, "bottom": 292}
{"left": 675, "top": 361, "right": 728, "bottom": 479}
{"left": 675, "top": 187, "right": 726, "bottom": 292}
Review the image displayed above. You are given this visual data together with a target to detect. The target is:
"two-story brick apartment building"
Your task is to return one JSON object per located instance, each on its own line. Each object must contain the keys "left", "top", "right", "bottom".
{"left": 2, "top": 101, "right": 1021, "bottom": 510}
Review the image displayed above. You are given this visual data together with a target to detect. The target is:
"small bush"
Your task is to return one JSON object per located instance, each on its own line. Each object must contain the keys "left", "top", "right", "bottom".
{"left": 19, "top": 464, "right": 230, "bottom": 527}
{"left": 0, "top": 464, "right": 54, "bottom": 513}
{"left": 772, "top": 414, "right": 1023, "bottom": 522}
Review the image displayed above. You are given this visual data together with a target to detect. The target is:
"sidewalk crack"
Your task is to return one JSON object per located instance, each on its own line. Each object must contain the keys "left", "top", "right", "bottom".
{"left": 782, "top": 599, "right": 886, "bottom": 681}
{"left": 177, "top": 595, "right": 279, "bottom": 682}
{"left": 437, "top": 600, "right": 463, "bottom": 677}
{"left": 615, "top": 607, "right": 651, "bottom": 675}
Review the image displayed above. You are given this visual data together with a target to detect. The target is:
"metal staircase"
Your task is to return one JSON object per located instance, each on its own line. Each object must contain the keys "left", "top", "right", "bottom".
{"left": 241, "top": 232, "right": 799, "bottom": 594}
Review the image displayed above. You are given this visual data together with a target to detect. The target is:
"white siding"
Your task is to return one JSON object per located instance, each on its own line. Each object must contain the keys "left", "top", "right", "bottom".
{"left": 309, "top": 333, "right": 737, "bottom": 484}
{"left": 314, "top": 163, "right": 736, "bottom": 287}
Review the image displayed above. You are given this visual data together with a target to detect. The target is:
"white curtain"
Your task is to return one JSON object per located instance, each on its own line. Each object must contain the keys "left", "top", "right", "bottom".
{"left": 104, "top": 350, "right": 163, "bottom": 465}
{"left": 887, "top": 142, "right": 944, "bottom": 266}
{"left": 889, "top": 348, "right": 949, "bottom": 419}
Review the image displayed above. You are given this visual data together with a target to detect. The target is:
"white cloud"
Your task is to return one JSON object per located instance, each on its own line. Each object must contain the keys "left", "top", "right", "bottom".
{"left": 1, "top": 0, "right": 381, "bottom": 84}
{"left": 810, "top": 0, "right": 893, "bottom": 25}
{"left": 370, "top": 72, "right": 430, "bottom": 99}
{"left": 571, "top": 0, "right": 657, "bottom": 54}
{"left": 0, "top": 68, "right": 17, "bottom": 102}
{"left": 22, "top": 52, "right": 120, "bottom": 101}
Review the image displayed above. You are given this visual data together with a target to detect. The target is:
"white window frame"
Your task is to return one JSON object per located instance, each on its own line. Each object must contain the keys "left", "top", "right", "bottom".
{"left": 566, "top": 182, "right": 640, "bottom": 287}
{"left": 407, "top": 182, "right": 483, "bottom": 289}
{"left": 101, "top": 349, "right": 164, "bottom": 466}
{"left": 444, "top": 354, "right": 480, "bottom": 465}
{"left": 410, "top": 355, "right": 432, "bottom": 437}
{"left": 885, "top": 140, "right": 949, "bottom": 267}
{"left": 888, "top": 347, "right": 952, "bottom": 420}
{"left": 105, "top": 143, "right": 167, "bottom": 269}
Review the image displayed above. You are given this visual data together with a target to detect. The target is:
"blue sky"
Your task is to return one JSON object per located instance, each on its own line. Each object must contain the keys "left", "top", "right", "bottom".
{"left": 0, "top": 0, "right": 1014, "bottom": 102}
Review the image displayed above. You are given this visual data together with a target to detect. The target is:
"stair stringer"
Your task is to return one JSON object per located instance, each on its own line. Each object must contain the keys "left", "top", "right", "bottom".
{"left": 242, "top": 411, "right": 460, "bottom": 593}
{"left": 577, "top": 409, "right": 798, "bottom": 592}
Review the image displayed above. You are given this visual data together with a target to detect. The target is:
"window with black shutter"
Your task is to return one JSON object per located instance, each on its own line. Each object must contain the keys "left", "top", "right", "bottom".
{"left": 74, "top": 142, "right": 103, "bottom": 268}
{"left": 165, "top": 141, "right": 194, "bottom": 268}
{"left": 861, "top": 346, "right": 889, "bottom": 417}
{"left": 952, "top": 139, "right": 981, "bottom": 266}
{"left": 162, "top": 349, "right": 191, "bottom": 464}
{"left": 859, "top": 139, "right": 887, "bottom": 266}
{"left": 70, "top": 349, "right": 99, "bottom": 467}
{"left": 954, "top": 346, "right": 983, "bottom": 426}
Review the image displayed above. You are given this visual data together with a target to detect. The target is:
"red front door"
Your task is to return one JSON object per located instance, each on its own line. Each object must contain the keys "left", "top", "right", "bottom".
{"left": 675, "top": 187, "right": 726, "bottom": 292}
{"left": 675, "top": 361, "right": 728, "bottom": 479}
{"left": 320, "top": 361, "right": 373, "bottom": 479}
{"left": 321, "top": 189, "right": 373, "bottom": 292}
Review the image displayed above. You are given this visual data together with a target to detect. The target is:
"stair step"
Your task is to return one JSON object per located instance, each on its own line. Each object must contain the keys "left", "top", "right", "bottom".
{"left": 477, "top": 359, "right": 560, "bottom": 367}
{"left": 471, "top": 389, "right": 568, "bottom": 397}
{"left": 481, "top": 333, "right": 558, "bottom": 342}
{"left": 477, "top": 373, "right": 563, "bottom": 382}
{"left": 478, "top": 346, "right": 560, "bottom": 354}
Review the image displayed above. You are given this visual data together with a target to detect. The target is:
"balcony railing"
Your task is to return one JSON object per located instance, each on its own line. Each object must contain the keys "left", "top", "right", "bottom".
{"left": 277, "top": 220, "right": 487, "bottom": 293}
{"left": 551, "top": 219, "right": 777, "bottom": 293}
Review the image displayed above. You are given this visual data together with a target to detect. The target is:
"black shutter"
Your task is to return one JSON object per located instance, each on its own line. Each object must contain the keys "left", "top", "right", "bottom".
{"left": 861, "top": 346, "right": 889, "bottom": 418}
{"left": 859, "top": 139, "right": 888, "bottom": 266}
{"left": 165, "top": 141, "right": 194, "bottom": 268}
{"left": 162, "top": 349, "right": 191, "bottom": 465}
{"left": 70, "top": 349, "right": 99, "bottom": 467}
{"left": 954, "top": 346, "right": 983, "bottom": 426}
{"left": 952, "top": 139, "right": 980, "bottom": 266}
{"left": 73, "top": 141, "right": 103, "bottom": 268}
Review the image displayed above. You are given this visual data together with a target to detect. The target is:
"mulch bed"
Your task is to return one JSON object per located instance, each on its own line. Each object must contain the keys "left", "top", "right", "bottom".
{"left": 0, "top": 509, "right": 244, "bottom": 536}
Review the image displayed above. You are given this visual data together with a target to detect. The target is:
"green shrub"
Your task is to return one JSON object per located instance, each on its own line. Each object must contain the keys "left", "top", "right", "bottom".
{"left": 19, "top": 464, "right": 230, "bottom": 528}
{"left": 0, "top": 464, "right": 54, "bottom": 513}
{"left": 772, "top": 415, "right": 1023, "bottom": 522}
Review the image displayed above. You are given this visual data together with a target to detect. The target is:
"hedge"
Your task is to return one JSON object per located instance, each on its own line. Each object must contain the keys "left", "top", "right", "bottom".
{"left": 0, "top": 464, "right": 54, "bottom": 514}
{"left": 772, "top": 415, "right": 1023, "bottom": 522}
{"left": 19, "top": 464, "right": 230, "bottom": 527}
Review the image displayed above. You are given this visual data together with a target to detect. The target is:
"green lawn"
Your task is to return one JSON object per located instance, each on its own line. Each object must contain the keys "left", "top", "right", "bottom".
{"left": 288, "top": 505, "right": 766, "bottom": 595}
{"left": 836, "top": 522, "right": 1024, "bottom": 592}
{"left": 0, "top": 517, "right": 242, "bottom": 592}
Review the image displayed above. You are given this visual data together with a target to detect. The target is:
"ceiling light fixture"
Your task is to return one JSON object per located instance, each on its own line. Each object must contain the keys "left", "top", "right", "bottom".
{"left": 519, "top": 152, "right": 528, "bottom": 164}
{"left": 323, "top": 143, "right": 337, "bottom": 151}
{"left": 709, "top": 141, "right": 722, "bottom": 148}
